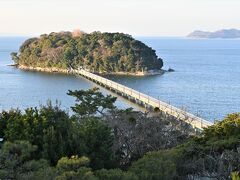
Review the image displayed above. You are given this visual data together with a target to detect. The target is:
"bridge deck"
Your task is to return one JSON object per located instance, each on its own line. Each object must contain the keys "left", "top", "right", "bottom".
{"left": 73, "top": 69, "right": 213, "bottom": 130}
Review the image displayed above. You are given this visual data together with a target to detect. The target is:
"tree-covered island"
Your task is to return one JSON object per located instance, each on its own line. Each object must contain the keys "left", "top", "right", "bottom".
{"left": 11, "top": 30, "right": 164, "bottom": 75}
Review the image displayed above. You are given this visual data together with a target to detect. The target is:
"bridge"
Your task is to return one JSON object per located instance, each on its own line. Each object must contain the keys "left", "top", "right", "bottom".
{"left": 71, "top": 68, "right": 213, "bottom": 130}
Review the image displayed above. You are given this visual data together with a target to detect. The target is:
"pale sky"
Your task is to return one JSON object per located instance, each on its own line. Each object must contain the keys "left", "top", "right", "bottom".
{"left": 0, "top": 0, "right": 240, "bottom": 36}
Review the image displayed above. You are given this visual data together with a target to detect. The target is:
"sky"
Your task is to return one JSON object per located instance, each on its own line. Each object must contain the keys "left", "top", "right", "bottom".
{"left": 0, "top": 0, "right": 240, "bottom": 36}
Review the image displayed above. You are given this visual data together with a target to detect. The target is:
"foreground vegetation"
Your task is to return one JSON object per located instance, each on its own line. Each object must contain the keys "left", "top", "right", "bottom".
{"left": 0, "top": 88, "right": 239, "bottom": 179}
{"left": 11, "top": 30, "right": 163, "bottom": 73}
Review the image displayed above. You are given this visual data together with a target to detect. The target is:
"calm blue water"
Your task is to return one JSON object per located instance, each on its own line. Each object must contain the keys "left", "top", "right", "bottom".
{"left": 1, "top": 37, "right": 240, "bottom": 121}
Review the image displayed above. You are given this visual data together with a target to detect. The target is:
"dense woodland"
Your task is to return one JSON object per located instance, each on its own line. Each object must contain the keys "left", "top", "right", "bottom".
{"left": 0, "top": 88, "right": 239, "bottom": 180}
{"left": 11, "top": 30, "right": 163, "bottom": 73}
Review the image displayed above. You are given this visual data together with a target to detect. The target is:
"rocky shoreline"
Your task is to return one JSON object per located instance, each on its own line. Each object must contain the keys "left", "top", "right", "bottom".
{"left": 18, "top": 65, "right": 70, "bottom": 74}
{"left": 99, "top": 69, "right": 165, "bottom": 76}
{"left": 17, "top": 65, "right": 166, "bottom": 76}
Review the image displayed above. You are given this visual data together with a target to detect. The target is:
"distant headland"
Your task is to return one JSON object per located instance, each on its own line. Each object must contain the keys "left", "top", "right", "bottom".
{"left": 187, "top": 29, "right": 240, "bottom": 39}
{"left": 11, "top": 30, "right": 164, "bottom": 76}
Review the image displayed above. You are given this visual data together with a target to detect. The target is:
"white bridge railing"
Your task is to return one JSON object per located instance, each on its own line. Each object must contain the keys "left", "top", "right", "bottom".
{"left": 72, "top": 69, "right": 213, "bottom": 130}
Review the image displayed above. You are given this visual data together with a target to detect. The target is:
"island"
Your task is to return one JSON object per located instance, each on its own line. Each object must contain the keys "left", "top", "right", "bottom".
{"left": 11, "top": 30, "right": 164, "bottom": 76}
{"left": 187, "top": 28, "right": 240, "bottom": 39}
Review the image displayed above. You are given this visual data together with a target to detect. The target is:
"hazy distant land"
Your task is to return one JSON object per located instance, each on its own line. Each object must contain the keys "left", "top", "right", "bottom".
{"left": 187, "top": 29, "right": 240, "bottom": 39}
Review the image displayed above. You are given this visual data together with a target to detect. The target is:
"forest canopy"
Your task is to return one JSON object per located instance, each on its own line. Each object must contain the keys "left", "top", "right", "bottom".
{"left": 12, "top": 30, "right": 163, "bottom": 73}
{"left": 0, "top": 88, "right": 239, "bottom": 179}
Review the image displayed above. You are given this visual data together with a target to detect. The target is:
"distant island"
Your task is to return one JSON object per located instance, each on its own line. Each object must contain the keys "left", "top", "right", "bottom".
{"left": 187, "top": 29, "right": 240, "bottom": 39}
{"left": 11, "top": 30, "right": 164, "bottom": 76}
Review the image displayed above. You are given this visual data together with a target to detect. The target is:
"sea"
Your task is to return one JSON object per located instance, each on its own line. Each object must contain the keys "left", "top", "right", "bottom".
{"left": 0, "top": 37, "right": 240, "bottom": 122}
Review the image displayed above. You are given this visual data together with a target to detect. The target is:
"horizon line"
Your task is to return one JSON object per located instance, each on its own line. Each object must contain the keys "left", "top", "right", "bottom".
{"left": 0, "top": 34, "right": 186, "bottom": 38}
